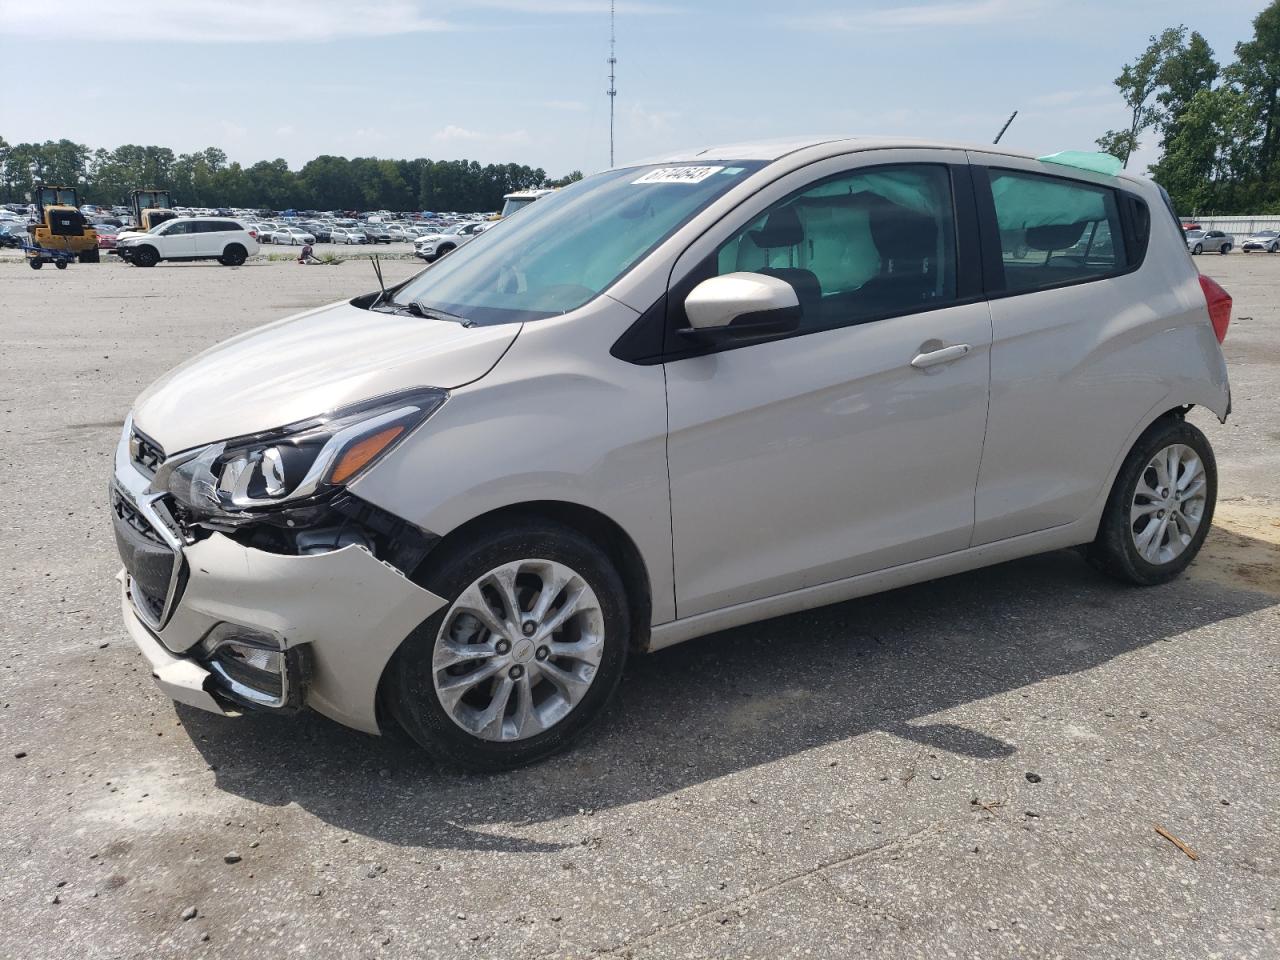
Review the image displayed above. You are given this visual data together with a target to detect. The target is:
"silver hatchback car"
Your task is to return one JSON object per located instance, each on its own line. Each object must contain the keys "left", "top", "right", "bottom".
{"left": 112, "top": 138, "right": 1233, "bottom": 770}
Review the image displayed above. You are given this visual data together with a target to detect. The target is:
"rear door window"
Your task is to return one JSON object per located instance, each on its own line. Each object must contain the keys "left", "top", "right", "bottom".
{"left": 986, "top": 169, "right": 1126, "bottom": 293}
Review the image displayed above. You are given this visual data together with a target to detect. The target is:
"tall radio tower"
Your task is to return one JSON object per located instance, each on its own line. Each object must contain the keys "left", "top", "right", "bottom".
{"left": 607, "top": 0, "right": 617, "bottom": 167}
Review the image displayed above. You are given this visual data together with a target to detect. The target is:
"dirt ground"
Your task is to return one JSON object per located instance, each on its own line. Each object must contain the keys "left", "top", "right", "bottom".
{"left": 0, "top": 252, "right": 1277, "bottom": 959}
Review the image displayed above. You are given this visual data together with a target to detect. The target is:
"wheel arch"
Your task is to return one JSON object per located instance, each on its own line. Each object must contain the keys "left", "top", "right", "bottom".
{"left": 1085, "top": 400, "right": 1211, "bottom": 544}
{"left": 415, "top": 499, "right": 653, "bottom": 652}
{"left": 373, "top": 498, "right": 654, "bottom": 736}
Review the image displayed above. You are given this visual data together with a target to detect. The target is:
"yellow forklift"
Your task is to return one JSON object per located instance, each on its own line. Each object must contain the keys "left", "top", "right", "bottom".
{"left": 24, "top": 184, "right": 99, "bottom": 268}
{"left": 128, "top": 188, "right": 177, "bottom": 232}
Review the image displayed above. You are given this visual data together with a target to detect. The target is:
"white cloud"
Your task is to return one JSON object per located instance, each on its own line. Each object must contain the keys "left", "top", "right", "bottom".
{"left": 787, "top": 0, "right": 1046, "bottom": 32}
{"left": 275, "top": 125, "right": 296, "bottom": 137}
{"left": 1028, "top": 85, "right": 1114, "bottom": 108}
{"left": 468, "top": 1, "right": 678, "bottom": 13}
{"left": 0, "top": 0, "right": 451, "bottom": 43}
{"left": 433, "top": 126, "right": 531, "bottom": 145}
{"left": 628, "top": 103, "right": 679, "bottom": 133}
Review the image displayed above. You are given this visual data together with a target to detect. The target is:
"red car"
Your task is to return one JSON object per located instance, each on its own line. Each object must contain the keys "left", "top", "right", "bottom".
{"left": 94, "top": 224, "right": 120, "bottom": 249}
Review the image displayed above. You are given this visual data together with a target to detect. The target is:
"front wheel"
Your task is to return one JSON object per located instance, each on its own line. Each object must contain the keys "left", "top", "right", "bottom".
{"left": 1221, "top": 243, "right": 1232, "bottom": 255}
{"left": 1192, "top": 244, "right": 1203, "bottom": 255}
{"left": 133, "top": 245, "right": 160, "bottom": 267}
{"left": 1087, "top": 417, "right": 1216, "bottom": 586}
{"left": 29, "top": 258, "right": 42, "bottom": 270}
{"left": 385, "top": 520, "right": 629, "bottom": 771}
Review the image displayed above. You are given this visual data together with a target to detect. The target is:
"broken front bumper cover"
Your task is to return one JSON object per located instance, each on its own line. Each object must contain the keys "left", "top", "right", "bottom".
{"left": 119, "top": 532, "right": 446, "bottom": 734}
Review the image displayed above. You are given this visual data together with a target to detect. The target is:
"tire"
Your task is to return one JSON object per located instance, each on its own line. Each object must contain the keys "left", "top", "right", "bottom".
{"left": 219, "top": 244, "right": 247, "bottom": 266}
{"left": 134, "top": 245, "right": 160, "bottom": 268}
{"left": 80, "top": 248, "right": 100, "bottom": 264}
{"left": 437, "top": 243, "right": 456, "bottom": 257}
{"left": 55, "top": 259, "right": 67, "bottom": 270}
{"left": 1221, "top": 244, "right": 1232, "bottom": 255}
{"left": 1087, "top": 417, "right": 1216, "bottom": 586}
{"left": 1192, "top": 244, "right": 1203, "bottom": 255}
{"left": 29, "top": 258, "right": 42, "bottom": 270}
{"left": 1271, "top": 244, "right": 1279, "bottom": 254}
{"left": 385, "top": 519, "right": 629, "bottom": 772}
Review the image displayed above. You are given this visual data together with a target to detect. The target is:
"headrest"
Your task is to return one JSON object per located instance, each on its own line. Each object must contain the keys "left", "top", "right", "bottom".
{"left": 1026, "top": 221, "right": 1087, "bottom": 251}
{"left": 867, "top": 198, "right": 938, "bottom": 262}
{"left": 749, "top": 205, "right": 803, "bottom": 249}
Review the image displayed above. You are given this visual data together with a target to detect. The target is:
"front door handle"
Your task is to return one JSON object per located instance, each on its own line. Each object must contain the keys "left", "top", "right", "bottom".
{"left": 910, "top": 343, "right": 971, "bottom": 369}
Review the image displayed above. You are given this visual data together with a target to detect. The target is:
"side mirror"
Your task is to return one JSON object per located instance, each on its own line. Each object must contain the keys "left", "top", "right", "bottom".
{"left": 679, "top": 272, "right": 801, "bottom": 341}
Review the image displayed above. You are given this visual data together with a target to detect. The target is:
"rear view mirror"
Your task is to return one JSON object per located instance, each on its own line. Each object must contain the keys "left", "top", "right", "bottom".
{"left": 679, "top": 272, "right": 801, "bottom": 341}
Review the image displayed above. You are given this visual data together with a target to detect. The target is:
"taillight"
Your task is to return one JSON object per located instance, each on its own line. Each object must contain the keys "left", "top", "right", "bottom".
{"left": 249, "top": 230, "right": 257, "bottom": 239}
{"left": 1199, "top": 275, "right": 1232, "bottom": 342}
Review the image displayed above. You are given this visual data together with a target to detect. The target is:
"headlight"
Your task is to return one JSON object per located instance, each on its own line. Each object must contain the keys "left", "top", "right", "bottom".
{"left": 160, "top": 387, "right": 447, "bottom": 515}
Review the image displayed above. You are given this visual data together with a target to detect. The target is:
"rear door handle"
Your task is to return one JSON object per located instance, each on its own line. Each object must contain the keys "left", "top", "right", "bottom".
{"left": 910, "top": 343, "right": 971, "bottom": 369}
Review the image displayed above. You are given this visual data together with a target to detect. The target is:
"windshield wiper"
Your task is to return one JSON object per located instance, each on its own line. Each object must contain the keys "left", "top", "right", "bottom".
{"left": 406, "top": 299, "right": 475, "bottom": 326}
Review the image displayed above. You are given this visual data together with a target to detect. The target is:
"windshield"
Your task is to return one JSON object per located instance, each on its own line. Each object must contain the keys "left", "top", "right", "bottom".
{"left": 1186, "top": 230, "right": 1204, "bottom": 238}
{"left": 1256, "top": 230, "right": 1278, "bottom": 238}
{"left": 392, "top": 161, "right": 764, "bottom": 324}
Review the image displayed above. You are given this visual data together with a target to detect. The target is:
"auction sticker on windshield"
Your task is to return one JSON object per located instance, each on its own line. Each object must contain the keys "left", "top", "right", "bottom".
{"left": 632, "top": 166, "right": 725, "bottom": 185}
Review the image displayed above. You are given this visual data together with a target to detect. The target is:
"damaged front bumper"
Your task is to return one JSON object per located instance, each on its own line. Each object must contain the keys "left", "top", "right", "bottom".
{"left": 112, "top": 427, "right": 446, "bottom": 734}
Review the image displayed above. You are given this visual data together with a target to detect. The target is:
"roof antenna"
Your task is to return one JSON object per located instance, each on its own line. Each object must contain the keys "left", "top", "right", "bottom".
{"left": 371, "top": 252, "right": 386, "bottom": 305}
{"left": 607, "top": 0, "right": 617, "bottom": 168}
{"left": 993, "top": 110, "right": 1018, "bottom": 145}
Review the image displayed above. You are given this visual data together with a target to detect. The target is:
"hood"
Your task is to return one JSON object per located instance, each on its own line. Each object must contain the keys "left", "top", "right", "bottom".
{"left": 132, "top": 299, "right": 520, "bottom": 453}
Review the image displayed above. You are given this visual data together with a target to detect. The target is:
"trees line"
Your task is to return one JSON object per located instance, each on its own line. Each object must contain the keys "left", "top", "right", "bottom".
{"left": 1098, "top": 0, "right": 1280, "bottom": 215}
{"left": 0, "top": 139, "right": 584, "bottom": 212}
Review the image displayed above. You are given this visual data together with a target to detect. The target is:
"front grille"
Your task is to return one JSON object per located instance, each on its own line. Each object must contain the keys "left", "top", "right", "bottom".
{"left": 112, "top": 488, "right": 182, "bottom": 624}
{"left": 128, "top": 427, "right": 165, "bottom": 476}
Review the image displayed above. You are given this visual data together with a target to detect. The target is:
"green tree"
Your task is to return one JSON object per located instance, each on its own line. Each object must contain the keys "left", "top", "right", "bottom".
{"left": 1098, "top": 26, "right": 1186, "bottom": 166}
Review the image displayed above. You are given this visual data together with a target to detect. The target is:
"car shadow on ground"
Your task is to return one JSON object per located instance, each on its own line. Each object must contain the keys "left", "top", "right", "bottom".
{"left": 179, "top": 545, "right": 1275, "bottom": 853}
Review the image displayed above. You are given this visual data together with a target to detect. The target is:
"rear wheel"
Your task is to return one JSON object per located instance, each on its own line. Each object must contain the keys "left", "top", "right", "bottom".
{"left": 1221, "top": 243, "right": 1232, "bottom": 255}
{"left": 80, "top": 248, "right": 100, "bottom": 264}
{"left": 28, "top": 258, "right": 42, "bottom": 270}
{"left": 133, "top": 245, "right": 160, "bottom": 268}
{"left": 219, "top": 244, "right": 247, "bottom": 266}
{"left": 55, "top": 259, "right": 67, "bottom": 270}
{"left": 1088, "top": 417, "right": 1216, "bottom": 586}
{"left": 386, "top": 520, "right": 629, "bottom": 771}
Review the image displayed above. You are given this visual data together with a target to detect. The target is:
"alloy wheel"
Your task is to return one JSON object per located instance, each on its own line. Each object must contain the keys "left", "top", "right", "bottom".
{"left": 432, "top": 559, "right": 605, "bottom": 742}
{"left": 1130, "top": 443, "right": 1207, "bottom": 565}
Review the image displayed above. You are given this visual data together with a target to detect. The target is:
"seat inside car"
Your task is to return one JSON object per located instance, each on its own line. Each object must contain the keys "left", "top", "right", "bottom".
{"left": 740, "top": 206, "right": 824, "bottom": 322}
{"left": 854, "top": 195, "right": 943, "bottom": 314}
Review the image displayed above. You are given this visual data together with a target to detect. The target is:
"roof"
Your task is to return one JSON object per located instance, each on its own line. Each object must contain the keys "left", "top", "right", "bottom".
{"left": 632, "top": 136, "right": 1145, "bottom": 182}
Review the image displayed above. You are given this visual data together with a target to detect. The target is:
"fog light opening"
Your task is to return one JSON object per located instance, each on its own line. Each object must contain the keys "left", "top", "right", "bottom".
{"left": 202, "top": 624, "right": 308, "bottom": 711}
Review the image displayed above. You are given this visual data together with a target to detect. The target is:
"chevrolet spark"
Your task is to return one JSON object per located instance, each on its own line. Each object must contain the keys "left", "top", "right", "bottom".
{"left": 112, "top": 138, "right": 1232, "bottom": 770}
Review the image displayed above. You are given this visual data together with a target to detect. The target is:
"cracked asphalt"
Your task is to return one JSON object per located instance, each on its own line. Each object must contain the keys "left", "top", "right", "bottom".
{"left": 1, "top": 253, "right": 1278, "bottom": 959}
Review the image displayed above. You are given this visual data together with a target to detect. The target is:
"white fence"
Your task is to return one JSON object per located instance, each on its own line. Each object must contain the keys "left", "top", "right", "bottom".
{"left": 1182, "top": 215, "right": 1280, "bottom": 234}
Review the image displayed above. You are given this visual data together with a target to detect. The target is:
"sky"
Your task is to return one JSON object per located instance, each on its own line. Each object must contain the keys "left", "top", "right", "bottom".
{"left": 0, "top": 0, "right": 1271, "bottom": 178}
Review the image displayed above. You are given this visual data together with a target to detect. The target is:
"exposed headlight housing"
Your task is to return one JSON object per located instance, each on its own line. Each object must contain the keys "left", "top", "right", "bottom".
{"left": 159, "top": 387, "right": 447, "bottom": 517}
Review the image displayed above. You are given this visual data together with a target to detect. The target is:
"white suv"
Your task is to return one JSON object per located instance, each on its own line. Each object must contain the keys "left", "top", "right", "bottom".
{"left": 111, "top": 138, "right": 1232, "bottom": 770}
{"left": 413, "top": 221, "right": 491, "bottom": 261}
{"left": 116, "top": 217, "right": 259, "bottom": 267}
